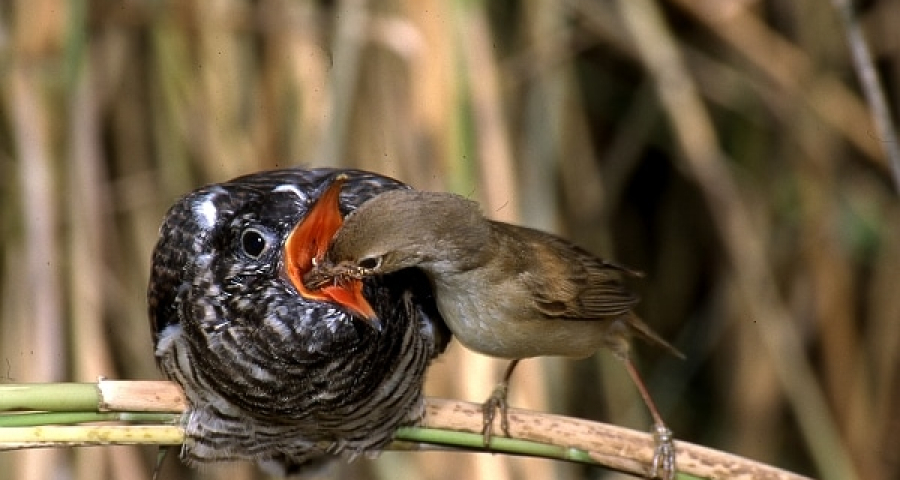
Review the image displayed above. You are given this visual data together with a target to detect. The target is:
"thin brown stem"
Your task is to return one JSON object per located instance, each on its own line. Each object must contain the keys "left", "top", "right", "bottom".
{"left": 93, "top": 380, "right": 814, "bottom": 480}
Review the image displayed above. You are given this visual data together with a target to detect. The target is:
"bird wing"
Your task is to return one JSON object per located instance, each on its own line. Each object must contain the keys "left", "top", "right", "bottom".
{"left": 495, "top": 223, "right": 641, "bottom": 320}
{"left": 487, "top": 222, "right": 684, "bottom": 358}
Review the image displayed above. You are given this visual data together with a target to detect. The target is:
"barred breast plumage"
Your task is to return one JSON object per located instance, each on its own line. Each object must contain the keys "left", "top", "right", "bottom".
{"left": 147, "top": 167, "right": 450, "bottom": 475}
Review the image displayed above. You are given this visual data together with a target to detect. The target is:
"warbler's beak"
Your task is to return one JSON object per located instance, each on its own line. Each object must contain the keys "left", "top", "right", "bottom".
{"left": 283, "top": 175, "right": 379, "bottom": 327}
{"left": 301, "top": 263, "right": 334, "bottom": 291}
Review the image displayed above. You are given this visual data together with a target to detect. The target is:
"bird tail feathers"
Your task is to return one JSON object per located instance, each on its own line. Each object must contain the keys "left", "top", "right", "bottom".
{"left": 628, "top": 313, "right": 685, "bottom": 359}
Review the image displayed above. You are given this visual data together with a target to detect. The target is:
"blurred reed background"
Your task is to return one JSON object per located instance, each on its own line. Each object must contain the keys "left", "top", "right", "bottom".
{"left": 1, "top": 1, "right": 898, "bottom": 480}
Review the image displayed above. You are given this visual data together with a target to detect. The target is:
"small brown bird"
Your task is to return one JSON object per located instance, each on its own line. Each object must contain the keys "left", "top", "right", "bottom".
{"left": 148, "top": 169, "right": 450, "bottom": 475}
{"left": 304, "top": 188, "right": 683, "bottom": 480}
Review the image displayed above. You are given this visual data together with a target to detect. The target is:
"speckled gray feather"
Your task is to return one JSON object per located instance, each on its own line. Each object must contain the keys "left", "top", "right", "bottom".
{"left": 148, "top": 168, "right": 450, "bottom": 475}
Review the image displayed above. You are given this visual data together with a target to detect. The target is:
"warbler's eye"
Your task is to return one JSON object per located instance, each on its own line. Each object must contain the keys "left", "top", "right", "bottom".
{"left": 357, "top": 256, "right": 382, "bottom": 271}
{"left": 241, "top": 228, "right": 267, "bottom": 258}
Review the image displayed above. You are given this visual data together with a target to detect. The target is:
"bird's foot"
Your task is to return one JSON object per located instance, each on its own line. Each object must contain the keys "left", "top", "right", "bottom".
{"left": 648, "top": 423, "right": 676, "bottom": 480}
{"left": 152, "top": 446, "right": 170, "bottom": 480}
{"left": 480, "top": 382, "right": 511, "bottom": 446}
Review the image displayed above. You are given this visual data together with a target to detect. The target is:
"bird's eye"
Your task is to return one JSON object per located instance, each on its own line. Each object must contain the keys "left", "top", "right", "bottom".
{"left": 241, "top": 228, "right": 267, "bottom": 258}
{"left": 357, "top": 256, "right": 382, "bottom": 271}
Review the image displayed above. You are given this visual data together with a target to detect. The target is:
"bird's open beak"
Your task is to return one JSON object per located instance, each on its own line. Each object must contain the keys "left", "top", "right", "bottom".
{"left": 283, "top": 174, "right": 380, "bottom": 329}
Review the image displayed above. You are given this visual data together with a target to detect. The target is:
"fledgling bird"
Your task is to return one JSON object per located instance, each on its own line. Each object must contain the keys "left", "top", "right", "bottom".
{"left": 304, "top": 188, "right": 683, "bottom": 480}
{"left": 148, "top": 168, "right": 450, "bottom": 475}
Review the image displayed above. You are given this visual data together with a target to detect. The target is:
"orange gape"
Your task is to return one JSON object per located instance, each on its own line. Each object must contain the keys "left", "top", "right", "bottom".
{"left": 283, "top": 175, "right": 378, "bottom": 322}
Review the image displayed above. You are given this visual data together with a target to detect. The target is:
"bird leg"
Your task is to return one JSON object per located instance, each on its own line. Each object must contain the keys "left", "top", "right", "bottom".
{"left": 152, "top": 446, "right": 171, "bottom": 480}
{"left": 622, "top": 357, "right": 676, "bottom": 480}
{"left": 481, "top": 358, "right": 520, "bottom": 446}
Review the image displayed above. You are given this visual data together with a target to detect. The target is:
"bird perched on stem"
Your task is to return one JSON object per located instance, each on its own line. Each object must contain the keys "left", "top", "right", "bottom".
{"left": 304, "top": 188, "right": 684, "bottom": 480}
{"left": 148, "top": 169, "right": 450, "bottom": 475}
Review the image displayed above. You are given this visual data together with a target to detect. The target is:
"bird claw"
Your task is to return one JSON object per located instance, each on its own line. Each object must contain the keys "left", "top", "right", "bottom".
{"left": 648, "top": 423, "right": 676, "bottom": 480}
{"left": 480, "top": 382, "right": 511, "bottom": 446}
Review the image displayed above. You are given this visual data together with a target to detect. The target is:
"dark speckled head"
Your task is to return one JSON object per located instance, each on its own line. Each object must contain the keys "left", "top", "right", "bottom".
{"left": 149, "top": 168, "right": 404, "bottom": 340}
{"left": 147, "top": 167, "right": 450, "bottom": 474}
